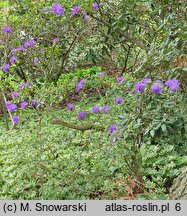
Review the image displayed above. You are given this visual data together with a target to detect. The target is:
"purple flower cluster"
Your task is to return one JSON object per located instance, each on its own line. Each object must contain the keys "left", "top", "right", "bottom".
{"left": 52, "top": 3, "right": 65, "bottom": 16}
{"left": 19, "top": 82, "right": 32, "bottom": 90}
{"left": 3, "top": 26, "right": 12, "bottom": 33}
{"left": 76, "top": 80, "right": 84, "bottom": 92}
{"left": 117, "top": 76, "right": 124, "bottom": 84}
{"left": 24, "top": 39, "right": 36, "bottom": 48}
{"left": 32, "top": 100, "right": 38, "bottom": 108}
{"left": 9, "top": 56, "right": 17, "bottom": 64}
{"left": 12, "top": 116, "right": 20, "bottom": 124}
{"left": 2, "top": 64, "right": 10, "bottom": 73}
{"left": 34, "top": 57, "right": 39, "bottom": 65}
{"left": 20, "top": 101, "right": 28, "bottom": 109}
{"left": 92, "top": 2, "right": 99, "bottom": 11}
{"left": 11, "top": 46, "right": 25, "bottom": 53}
{"left": 151, "top": 80, "right": 163, "bottom": 95}
{"left": 92, "top": 106, "right": 100, "bottom": 114}
{"left": 134, "top": 77, "right": 151, "bottom": 93}
{"left": 71, "top": 5, "right": 81, "bottom": 16}
{"left": 97, "top": 72, "right": 105, "bottom": 77}
{"left": 165, "top": 79, "right": 179, "bottom": 92}
{"left": 12, "top": 92, "right": 19, "bottom": 99}
{"left": 52, "top": 38, "right": 60, "bottom": 44}
{"left": 109, "top": 124, "right": 117, "bottom": 134}
{"left": 6, "top": 101, "right": 17, "bottom": 113}
{"left": 82, "top": 10, "right": 90, "bottom": 23}
{"left": 115, "top": 97, "right": 123, "bottom": 104}
{"left": 67, "top": 103, "right": 75, "bottom": 111}
{"left": 102, "top": 105, "right": 110, "bottom": 114}
{"left": 78, "top": 111, "right": 87, "bottom": 120}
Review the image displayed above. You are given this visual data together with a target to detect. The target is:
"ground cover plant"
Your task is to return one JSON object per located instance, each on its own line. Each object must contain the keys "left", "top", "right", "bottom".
{"left": 0, "top": 0, "right": 187, "bottom": 200}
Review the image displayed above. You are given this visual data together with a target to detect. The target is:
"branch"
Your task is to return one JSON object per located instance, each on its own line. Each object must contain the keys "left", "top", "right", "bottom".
{"left": 51, "top": 119, "right": 105, "bottom": 131}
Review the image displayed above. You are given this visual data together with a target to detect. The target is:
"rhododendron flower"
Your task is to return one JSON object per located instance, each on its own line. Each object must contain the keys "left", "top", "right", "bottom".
{"left": 6, "top": 101, "right": 17, "bottom": 113}
{"left": 19, "top": 82, "right": 32, "bottom": 90}
{"left": 76, "top": 80, "right": 84, "bottom": 92}
{"left": 24, "top": 39, "right": 36, "bottom": 48}
{"left": 12, "top": 92, "right": 19, "bottom": 99}
{"left": 2, "top": 64, "right": 10, "bottom": 73}
{"left": 13, "top": 116, "right": 20, "bottom": 124}
{"left": 151, "top": 81, "right": 163, "bottom": 95}
{"left": 92, "top": 2, "right": 99, "bottom": 11}
{"left": 52, "top": 3, "right": 65, "bottom": 16}
{"left": 11, "top": 47, "right": 25, "bottom": 53}
{"left": 117, "top": 76, "right": 124, "bottom": 84}
{"left": 20, "top": 101, "right": 28, "bottom": 109}
{"left": 52, "top": 38, "right": 59, "bottom": 44}
{"left": 9, "top": 56, "right": 17, "bottom": 64}
{"left": 32, "top": 100, "right": 38, "bottom": 108}
{"left": 78, "top": 111, "right": 86, "bottom": 120}
{"left": 82, "top": 11, "right": 90, "bottom": 23}
{"left": 92, "top": 106, "right": 100, "bottom": 114}
{"left": 3, "top": 26, "right": 12, "bottom": 33}
{"left": 134, "top": 81, "right": 146, "bottom": 93}
{"left": 115, "top": 97, "right": 123, "bottom": 104}
{"left": 71, "top": 5, "right": 81, "bottom": 16}
{"left": 143, "top": 77, "right": 151, "bottom": 84}
{"left": 109, "top": 124, "right": 117, "bottom": 134}
{"left": 67, "top": 103, "right": 75, "bottom": 111}
{"left": 97, "top": 72, "right": 105, "bottom": 77}
{"left": 165, "top": 79, "right": 179, "bottom": 92}
{"left": 102, "top": 105, "right": 110, "bottom": 113}
{"left": 34, "top": 57, "right": 39, "bottom": 65}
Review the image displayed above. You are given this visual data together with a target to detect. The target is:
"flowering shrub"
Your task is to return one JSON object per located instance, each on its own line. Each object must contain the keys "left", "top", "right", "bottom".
{"left": 0, "top": 1, "right": 186, "bottom": 200}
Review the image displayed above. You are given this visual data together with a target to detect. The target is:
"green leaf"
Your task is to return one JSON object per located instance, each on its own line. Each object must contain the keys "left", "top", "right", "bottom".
{"left": 161, "top": 124, "right": 167, "bottom": 132}
{"left": 150, "top": 130, "right": 155, "bottom": 137}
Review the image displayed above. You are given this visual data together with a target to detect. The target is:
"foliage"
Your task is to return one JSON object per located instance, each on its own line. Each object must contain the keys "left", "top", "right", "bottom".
{"left": 0, "top": 0, "right": 187, "bottom": 200}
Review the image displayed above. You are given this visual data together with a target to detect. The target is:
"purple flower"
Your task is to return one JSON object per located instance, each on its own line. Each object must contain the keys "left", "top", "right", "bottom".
{"left": 134, "top": 81, "right": 146, "bottom": 93}
{"left": 20, "top": 101, "right": 28, "bottom": 109}
{"left": 24, "top": 41, "right": 30, "bottom": 48}
{"left": 52, "top": 38, "right": 59, "bottom": 44}
{"left": 117, "top": 76, "right": 124, "bottom": 84}
{"left": 19, "top": 83, "right": 26, "bottom": 90}
{"left": 40, "top": 48, "right": 44, "bottom": 53}
{"left": 2, "top": 64, "right": 10, "bottom": 73}
{"left": 32, "top": 100, "right": 38, "bottom": 108}
{"left": 102, "top": 105, "right": 110, "bottom": 114}
{"left": 3, "top": 26, "right": 12, "bottom": 33}
{"left": 12, "top": 92, "right": 19, "bottom": 99}
{"left": 165, "top": 79, "right": 179, "bottom": 92}
{"left": 78, "top": 111, "right": 86, "bottom": 120}
{"left": 6, "top": 101, "right": 17, "bottom": 113}
{"left": 109, "top": 124, "right": 117, "bottom": 134}
{"left": 71, "top": 5, "right": 81, "bottom": 16}
{"left": 9, "top": 56, "right": 17, "bottom": 64}
{"left": 34, "top": 57, "right": 39, "bottom": 65}
{"left": 52, "top": 3, "right": 65, "bottom": 16}
{"left": 92, "top": 106, "right": 100, "bottom": 114}
{"left": 19, "top": 82, "right": 32, "bottom": 90}
{"left": 97, "top": 72, "right": 105, "bottom": 77}
{"left": 82, "top": 10, "right": 90, "bottom": 23}
{"left": 67, "top": 103, "right": 75, "bottom": 111}
{"left": 143, "top": 77, "right": 151, "bottom": 85}
{"left": 115, "top": 97, "right": 123, "bottom": 104}
{"left": 92, "top": 2, "right": 99, "bottom": 11}
{"left": 29, "top": 39, "right": 36, "bottom": 46}
{"left": 11, "top": 46, "right": 25, "bottom": 53}
{"left": 12, "top": 116, "right": 20, "bottom": 124}
{"left": 151, "top": 81, "right": 162, "bottom": 95}
{"left": 24, "top": 39, "right": 36, "bottom": 48}
{"left": 76, "top": 80, "right": 84, "bottom": 92}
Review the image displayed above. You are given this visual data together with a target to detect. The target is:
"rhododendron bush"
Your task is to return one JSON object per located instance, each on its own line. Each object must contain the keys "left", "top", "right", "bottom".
{"left": 0, "top": 0, "right": 186, "bottom": 200}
